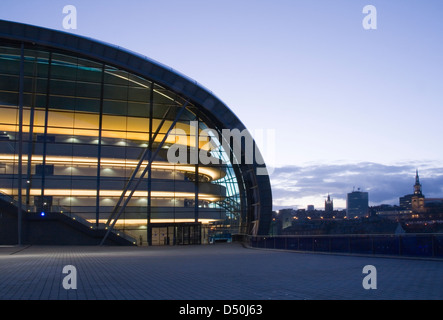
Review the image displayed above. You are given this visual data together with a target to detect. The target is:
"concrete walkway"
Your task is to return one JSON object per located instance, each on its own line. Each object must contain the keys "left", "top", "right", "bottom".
{"left": 0, "top": 243, "right": 442, "bottom": 300}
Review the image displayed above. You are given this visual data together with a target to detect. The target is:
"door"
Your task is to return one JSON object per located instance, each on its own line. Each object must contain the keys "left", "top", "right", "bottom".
{"left": 151, "top": 227, "right": 172, "bottom": 246}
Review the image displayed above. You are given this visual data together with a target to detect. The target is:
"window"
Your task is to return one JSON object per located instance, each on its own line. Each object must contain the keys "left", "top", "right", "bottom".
{"left": 35, "top": 164, "right": 54, "bottom": 176}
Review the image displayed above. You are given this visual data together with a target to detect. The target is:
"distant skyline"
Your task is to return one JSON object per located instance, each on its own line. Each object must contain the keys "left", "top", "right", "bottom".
{"left": 272, "top": 163, "right": 443, "bottom": 211}
{"left": 1, "top": 0, "right": 442, "bottom": 210}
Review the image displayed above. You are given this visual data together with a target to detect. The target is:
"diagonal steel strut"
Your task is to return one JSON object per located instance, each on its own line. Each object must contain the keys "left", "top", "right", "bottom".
{"left": 103, "top": 106, "right": 173, "bottom": 228}
{"left": 100, "top": 102, "right": 188, "bottom": 245}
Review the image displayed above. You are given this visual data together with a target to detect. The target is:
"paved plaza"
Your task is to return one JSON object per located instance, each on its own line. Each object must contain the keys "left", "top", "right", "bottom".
{"left": 0, "top": 243, "right": 442, "bottom": 300}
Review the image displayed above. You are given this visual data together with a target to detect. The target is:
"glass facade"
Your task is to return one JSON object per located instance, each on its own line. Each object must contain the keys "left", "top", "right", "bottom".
{"left": 0, "top": 41, "right": 252, "bottom": 245}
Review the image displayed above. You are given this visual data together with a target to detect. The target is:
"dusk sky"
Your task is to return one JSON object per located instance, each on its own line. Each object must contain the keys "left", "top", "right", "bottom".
{"left": 1, "top": 0, "right": 443, "bottom": 210}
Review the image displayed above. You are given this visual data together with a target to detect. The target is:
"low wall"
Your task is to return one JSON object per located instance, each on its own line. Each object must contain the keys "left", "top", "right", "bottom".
{"left": 247, "top": 234, "right": 443, "bottom": 259}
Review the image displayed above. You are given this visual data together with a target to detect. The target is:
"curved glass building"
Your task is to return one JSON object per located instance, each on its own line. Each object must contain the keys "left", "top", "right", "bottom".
{"left": 0, "top": 20, "right": 272, "bottom": 245}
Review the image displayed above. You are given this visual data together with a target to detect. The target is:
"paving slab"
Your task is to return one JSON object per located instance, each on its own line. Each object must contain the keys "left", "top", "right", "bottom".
{"left": 0, "top": 243, "right": 442, "bottom": 300}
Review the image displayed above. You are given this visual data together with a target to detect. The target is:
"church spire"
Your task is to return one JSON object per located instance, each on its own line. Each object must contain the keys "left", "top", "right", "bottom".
{"left": 325, "top": 193, "right": 333, "bottom": 213}
{"left": 414, "top": 169, "right": 422, "bottom": 196}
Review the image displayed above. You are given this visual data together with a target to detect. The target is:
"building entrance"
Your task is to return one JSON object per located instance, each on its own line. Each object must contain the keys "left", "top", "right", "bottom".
{"left": 149, "top": 223, "right": 202, "bottom": 246}
{"left": 151, "top": 226, "right": 174, "bottom": 246}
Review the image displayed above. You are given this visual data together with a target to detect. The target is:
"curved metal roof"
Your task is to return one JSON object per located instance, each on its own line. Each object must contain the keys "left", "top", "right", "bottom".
{"left": 0, "top": 19, "right": 272, "bottom": 235}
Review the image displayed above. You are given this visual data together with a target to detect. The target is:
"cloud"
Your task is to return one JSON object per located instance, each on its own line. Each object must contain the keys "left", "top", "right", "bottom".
{"left": 270, "top": 161, "right": 443, "bottom": 210}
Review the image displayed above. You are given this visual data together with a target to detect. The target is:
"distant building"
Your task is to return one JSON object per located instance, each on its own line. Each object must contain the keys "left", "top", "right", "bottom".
{"left": 425, "top": 198, "right": 443, "bottom": 215}
{"left": 347, "top": 189, "right": 369, "bottom": 217}
{"left": 307, "top": 205, "right": 315, "bottom": 211}
{"left": 278, "top": 209, "right": 295, "bottom": 229}
{"left": 378, "top": 170, "right": 443, "bottom": 222}
{"left": 400, "top": 170, "right": 426, "bottom": 213}
{"left": 399, "top": 194, "right": 413, "bottom": 210}
{"left": 270, "top": 209, "right": 295, "bottom": 235}
{"left": 411, "top": 170, "right": 426, "bottom": 213}
{"left": 325, "top": 194, "right": 333, "bottom": 214}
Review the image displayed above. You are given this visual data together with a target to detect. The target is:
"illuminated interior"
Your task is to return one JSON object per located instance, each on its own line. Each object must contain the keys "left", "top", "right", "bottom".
{"left": 0, "top": 44, "right": 246, "bottom": 245}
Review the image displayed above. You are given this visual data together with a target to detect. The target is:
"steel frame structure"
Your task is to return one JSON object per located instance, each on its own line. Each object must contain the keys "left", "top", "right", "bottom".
{"left": 0, "top": 20, "right": 273, "bottom": 243}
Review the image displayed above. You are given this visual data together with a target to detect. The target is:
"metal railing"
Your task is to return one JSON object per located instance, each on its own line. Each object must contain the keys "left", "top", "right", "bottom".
{"left": 245, "top": 234, "right": 443, "bottom": 259}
